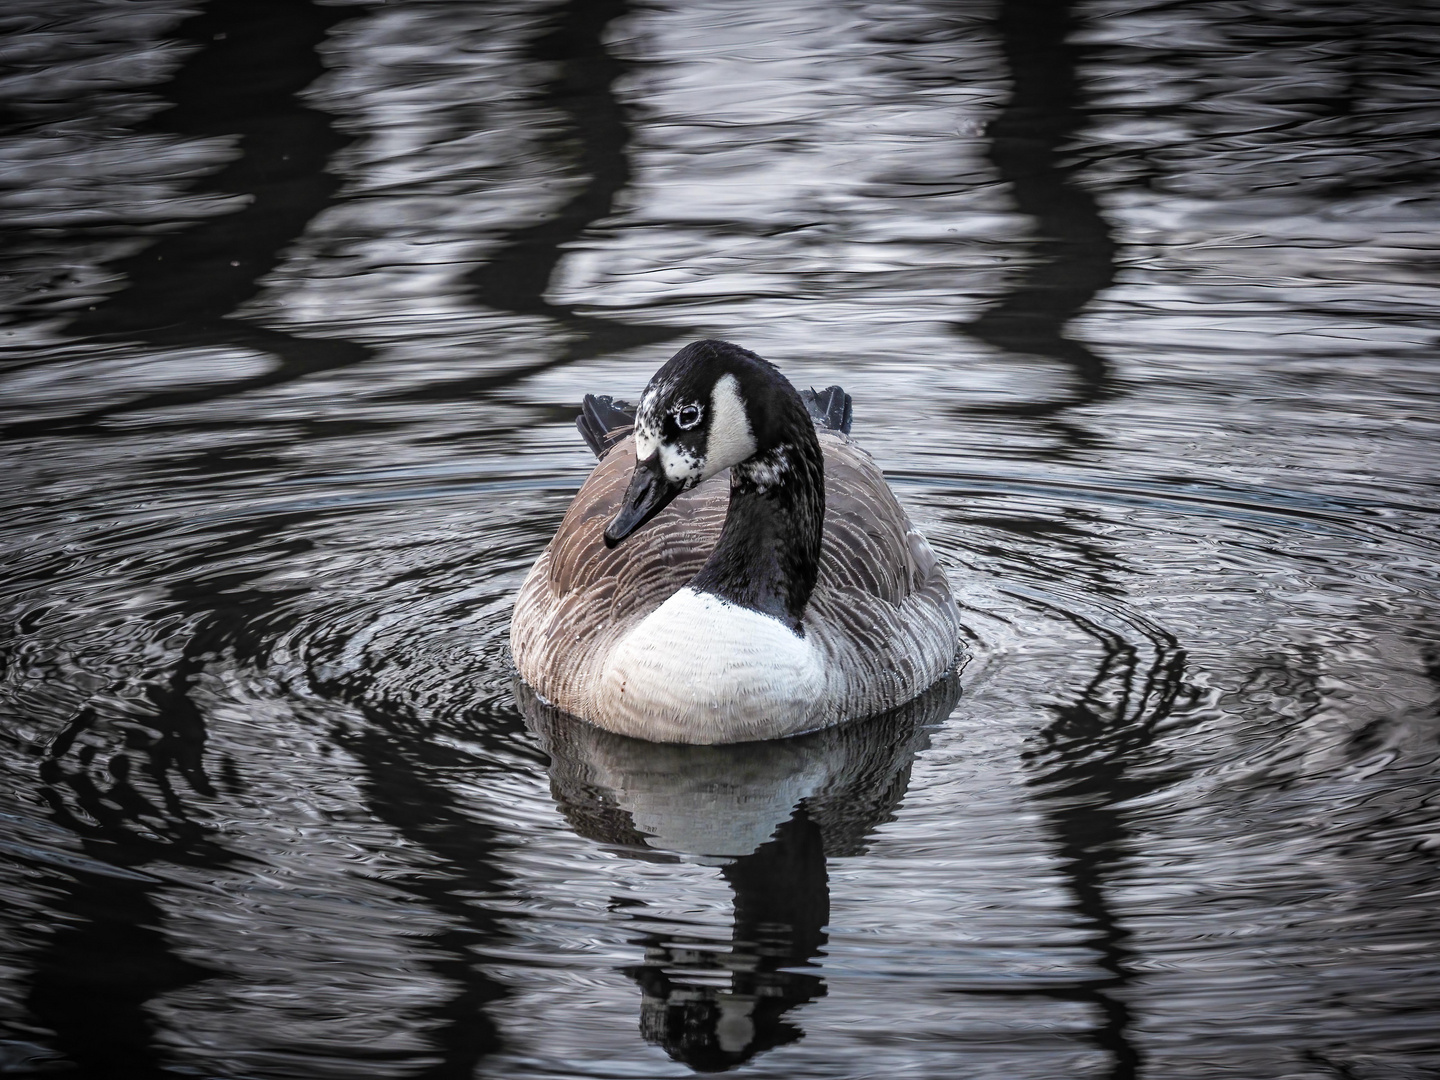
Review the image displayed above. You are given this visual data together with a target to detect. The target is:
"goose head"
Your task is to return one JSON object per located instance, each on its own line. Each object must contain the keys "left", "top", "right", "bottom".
{"left": 604, "top": 340, "right": 814, "bottom": 548}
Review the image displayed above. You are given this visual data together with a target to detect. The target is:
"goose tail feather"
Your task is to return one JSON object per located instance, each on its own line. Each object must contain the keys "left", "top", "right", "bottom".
{"left": 801, "top": 385, "right": 853, "bottom": 434}
{"left": 577, "top": 394, "right": 637, "bottom": 459}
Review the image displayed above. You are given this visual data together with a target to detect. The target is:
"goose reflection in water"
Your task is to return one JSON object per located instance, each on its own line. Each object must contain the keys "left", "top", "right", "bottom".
{"left": 517, "top": 673, "right": 962, "bottom": 1071}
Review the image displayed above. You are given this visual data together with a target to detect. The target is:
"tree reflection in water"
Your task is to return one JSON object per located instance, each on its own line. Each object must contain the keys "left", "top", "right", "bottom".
{"left": 517, "top": 674, "right": 961, "bottom": 1071}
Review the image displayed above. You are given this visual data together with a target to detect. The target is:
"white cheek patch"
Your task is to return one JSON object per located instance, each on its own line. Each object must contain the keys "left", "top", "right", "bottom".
{"left": 702, "top": 373, "right": 757, "bottom": 480}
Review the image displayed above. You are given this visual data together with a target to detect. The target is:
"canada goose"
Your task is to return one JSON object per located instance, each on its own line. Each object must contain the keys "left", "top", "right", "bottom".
{"left": 510, "top": 339, "right": 961, "bottom": 744}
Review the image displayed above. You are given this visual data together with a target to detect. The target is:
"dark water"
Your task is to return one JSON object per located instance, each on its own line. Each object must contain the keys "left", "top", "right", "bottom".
{"left": 2, "top": 0, "right": 1439, "bottom": 1076}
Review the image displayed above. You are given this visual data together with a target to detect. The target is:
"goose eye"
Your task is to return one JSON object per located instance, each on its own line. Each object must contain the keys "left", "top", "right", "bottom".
{"left": 675, "top": 404, "right": 703, "bottom": 430}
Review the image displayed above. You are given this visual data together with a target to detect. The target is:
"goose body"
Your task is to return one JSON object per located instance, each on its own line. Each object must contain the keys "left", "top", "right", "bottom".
{"left": 510, "top": 340, "right": 960, "bottom": 744}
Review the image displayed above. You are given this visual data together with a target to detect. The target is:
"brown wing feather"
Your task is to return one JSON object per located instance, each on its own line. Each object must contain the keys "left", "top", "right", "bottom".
{"left": 813, "top": 436, "right": 918, "bottom": 605}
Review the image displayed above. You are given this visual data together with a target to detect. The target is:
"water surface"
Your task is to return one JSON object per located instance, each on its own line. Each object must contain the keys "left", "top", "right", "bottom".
{"left": 2, "top": 1, "right": 1439, "bottom": 1077}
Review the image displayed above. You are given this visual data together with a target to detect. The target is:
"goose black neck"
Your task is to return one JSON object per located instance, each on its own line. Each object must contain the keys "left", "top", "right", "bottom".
{"left": 689, "top": 424, "right": 825, "bottom": 633}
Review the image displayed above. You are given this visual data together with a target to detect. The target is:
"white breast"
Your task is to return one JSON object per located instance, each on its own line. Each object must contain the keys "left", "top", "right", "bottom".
{"left": 594, "top": 587, "right": 826, "bottom": 743}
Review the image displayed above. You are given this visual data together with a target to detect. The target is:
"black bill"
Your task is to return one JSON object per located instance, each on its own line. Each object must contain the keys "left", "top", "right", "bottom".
{"left": 604, "top": 453, "right": 686, "bottom": 548}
